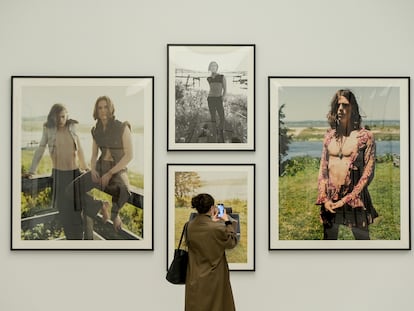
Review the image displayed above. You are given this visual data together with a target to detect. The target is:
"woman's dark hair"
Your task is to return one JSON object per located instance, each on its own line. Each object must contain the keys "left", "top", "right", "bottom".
{"left": 327, "top": 89, "right": 362, "bottom": 131}
{"left": 45, "top": 103, "right": 67, "bottom": 128}
{"left": 191, "top": 193, "right": 214, "bottom": 214}
{"left": 93, "top": 95, "right": 115, "bottom": 120}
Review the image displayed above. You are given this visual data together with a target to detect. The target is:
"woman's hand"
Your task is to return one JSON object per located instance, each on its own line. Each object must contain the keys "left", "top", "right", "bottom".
{"left": 91, "top": 169, "right": 101, "bottom": 183}
{"left": 79, "top": 167, "right": 89, "bottom": 174}
{"left": 220, "top": 208, "right": 230, "bottom": 222}
{"left": 23, "top": 172, "right": 34, "bottom": 179}
{"left": 211, "top": 207, "right": 220, "bottom": 222}
{"left": 211, "top": 206, "right": 230, "bottom": 222}
{"left": 324, "top": 200, "right": 336, "bottom": 213}
{"left": 100, "top": 172, "right": 113, "bottom": 189}
{"left": 324, "top": 200, "right": 344, "bottom": 213}
{"left": 332, "top": 200, "right": 345, "bottom": 209}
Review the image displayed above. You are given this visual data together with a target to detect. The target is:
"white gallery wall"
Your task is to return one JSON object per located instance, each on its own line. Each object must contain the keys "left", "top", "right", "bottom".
{"left": 1, "top": 0, "right": 413, "bottom": 310}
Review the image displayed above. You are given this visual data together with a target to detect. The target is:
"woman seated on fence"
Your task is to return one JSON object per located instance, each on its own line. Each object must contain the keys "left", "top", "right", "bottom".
{"left": 69, "top": 96, "right": 133, "bottom": 232}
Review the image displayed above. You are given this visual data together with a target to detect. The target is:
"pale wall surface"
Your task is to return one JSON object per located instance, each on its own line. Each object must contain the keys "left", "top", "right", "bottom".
{"left": 1, "top": 1, "right": 413, "bottom": 310}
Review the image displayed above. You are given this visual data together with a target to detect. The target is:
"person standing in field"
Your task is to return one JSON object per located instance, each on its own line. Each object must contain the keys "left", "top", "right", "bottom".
{"left": 207, "top": 61, "right": 227, "bottom": 143}
{"left": 26, "top": 103, "right": 97, "bottom": 240}
{"left": 185, "top": 193, "right": 238, "bottom": 311}
{"left": 70, "top": 96, "right": 133, "bottom": 232}
{"left": 316, "top": 89, "right": 378, "bottom": 240}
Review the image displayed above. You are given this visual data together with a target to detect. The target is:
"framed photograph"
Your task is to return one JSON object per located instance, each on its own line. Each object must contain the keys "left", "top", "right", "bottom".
{"left": 269, "top": 76, "right": 410, "bottom": 250}
{"left": 12, "top": 76, "right": 154, "bottom": 250}
{"left": 167, "top": 164, "right": 255, "bottom": 270}
{"left": 167, "top": 44, "right": 255, "bottom": 151}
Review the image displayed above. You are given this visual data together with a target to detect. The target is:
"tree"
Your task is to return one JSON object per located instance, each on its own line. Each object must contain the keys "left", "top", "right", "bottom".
{"left": 175, "top": 172, "right": 202, "bottom": 207}
{"left": 279, "top": 104, "right": 292, "bottom": 176}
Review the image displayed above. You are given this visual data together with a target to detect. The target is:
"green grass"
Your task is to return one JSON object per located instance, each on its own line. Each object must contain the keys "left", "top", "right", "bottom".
{"left": 289, "top": 126, "right": 400, "bottom": 141}
{"left": 174, "top": 198, "right": 248, "bottom": 264}
{"left": 21, "top": 149, "right": 52, "bottom": 175}
{"left": 278, "top": 161, "right": 400, "bottom": 240}
{"left": 88, "top": 189, "right": 143, "bottom": 235}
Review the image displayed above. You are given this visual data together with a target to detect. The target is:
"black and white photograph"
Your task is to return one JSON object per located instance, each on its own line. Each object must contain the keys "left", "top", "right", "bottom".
{"left": 12, "top": 76, "right": 154, "bottom": 250}
{"left": 168, "top": 44, "right": 255, "bottom": 150}
{"left": 167, "top": 164, "right": 255, "bottom": 270}
{"left": 269, "top": 77, "right": 410, "bottom": 250}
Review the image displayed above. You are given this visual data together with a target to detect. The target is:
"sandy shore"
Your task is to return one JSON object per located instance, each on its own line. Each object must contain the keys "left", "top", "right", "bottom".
{"left": 288, "top": 126, "right": 399, "bottom": 137}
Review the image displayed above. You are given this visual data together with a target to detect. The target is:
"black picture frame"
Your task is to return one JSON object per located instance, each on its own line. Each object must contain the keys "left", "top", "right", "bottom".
{"left": 167, "top": 44, "right": 256, "bottom": 151}
{"left": 12, "top": 76, "right": 154, "bottom": 250}
{"left": 167, "top": 163, "right": 256, "bottom": 270}
{"left": 268, "top": 76, "right": 411, "bottom": 250}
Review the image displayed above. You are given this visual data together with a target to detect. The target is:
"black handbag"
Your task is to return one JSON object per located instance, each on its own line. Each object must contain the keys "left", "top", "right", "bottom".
{"left": 166, "top": 222, "right": 189, "bottom": 285}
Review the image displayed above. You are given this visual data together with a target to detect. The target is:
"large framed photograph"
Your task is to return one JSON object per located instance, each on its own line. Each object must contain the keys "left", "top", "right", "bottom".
{"left": 269, "top": 76, "right": 410, "bottom": 250}
{"left": 167, "top": 44, "right": 255, "bottom": 151}
{"left": 167, "top": 164, "right": 255, "bottom": 270}
{"left": 12, "top": 76, "right": 154, "bottom": 250}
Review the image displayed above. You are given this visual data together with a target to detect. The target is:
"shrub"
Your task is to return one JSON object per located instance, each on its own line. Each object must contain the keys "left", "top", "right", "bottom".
{"left": 281, "top": 156, "right": 320, "bottom": 176}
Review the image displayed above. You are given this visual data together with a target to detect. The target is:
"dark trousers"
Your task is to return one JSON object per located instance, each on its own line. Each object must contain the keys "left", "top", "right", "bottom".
{"left": 69, "top": 160, "right": 130, "bottom": 220}
{"left": 52, "top": 169, "right": 83, "bottom": 240}
{"left": 207, "top": 96, "right": 225, "bottom": 143}
{"left": 323, "top": 223, "right": 370, "bottom": 240}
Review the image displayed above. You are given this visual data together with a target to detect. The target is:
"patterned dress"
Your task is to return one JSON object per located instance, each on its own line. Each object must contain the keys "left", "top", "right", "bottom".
{"left": 316, "top": 128, "right": 378, "bottom": 228}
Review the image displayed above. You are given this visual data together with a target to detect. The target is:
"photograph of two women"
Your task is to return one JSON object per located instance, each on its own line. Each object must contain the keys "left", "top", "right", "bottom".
{"left": 12, "top": 77, "right": 154, "bottom": 250}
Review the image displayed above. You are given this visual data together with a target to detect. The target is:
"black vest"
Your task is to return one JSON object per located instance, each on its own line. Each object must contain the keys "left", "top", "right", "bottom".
{"left": 91, "top": 119, "right": 130, "bottom": 164}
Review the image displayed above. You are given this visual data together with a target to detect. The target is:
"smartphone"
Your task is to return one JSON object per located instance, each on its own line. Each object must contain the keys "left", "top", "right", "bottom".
{"left": 217, "top": 203, "right": 225, "bottom": 218}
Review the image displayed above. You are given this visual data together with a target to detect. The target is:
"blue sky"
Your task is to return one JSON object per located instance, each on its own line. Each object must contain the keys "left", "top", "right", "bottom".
{"left": 278, "top": 85, "right": 401, "bottom": 122}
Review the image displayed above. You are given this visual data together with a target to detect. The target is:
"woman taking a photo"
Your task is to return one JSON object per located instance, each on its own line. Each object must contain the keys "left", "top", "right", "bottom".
{"left": 185, "top": 193, "right": 238, "bottom": 311}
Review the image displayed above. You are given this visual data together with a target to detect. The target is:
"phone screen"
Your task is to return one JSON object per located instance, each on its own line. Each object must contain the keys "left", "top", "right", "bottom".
{"left": 217, "top": 204, "right": 224, "bottom": 218}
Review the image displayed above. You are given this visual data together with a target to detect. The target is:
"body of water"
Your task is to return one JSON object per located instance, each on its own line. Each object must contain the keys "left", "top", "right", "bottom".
{"left": 285, "top": 140, "right": 400, "bottom": 159}
{"left": 22, "top": 131, "right": 145, "bottom": 174}
{"left": 285, "top": 120, "right": 400, "bottom": 128}
{"left": 176, "top": 71, "right": 248, "bottom": 96}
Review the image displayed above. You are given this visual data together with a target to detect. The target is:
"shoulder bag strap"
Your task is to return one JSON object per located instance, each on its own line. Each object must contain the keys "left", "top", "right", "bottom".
{"left": 177, "top": 222, "right": 188, "bottom": 249}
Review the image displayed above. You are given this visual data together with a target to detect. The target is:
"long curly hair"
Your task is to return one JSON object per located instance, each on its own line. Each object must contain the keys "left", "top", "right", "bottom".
{"left": 327, "top": 89, "right": 362, "bottom": 132}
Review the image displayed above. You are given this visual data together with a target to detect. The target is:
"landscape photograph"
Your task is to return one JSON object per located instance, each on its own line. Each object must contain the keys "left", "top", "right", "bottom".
{"left": 167, "top": 164, "right": 255, "bottom": 270}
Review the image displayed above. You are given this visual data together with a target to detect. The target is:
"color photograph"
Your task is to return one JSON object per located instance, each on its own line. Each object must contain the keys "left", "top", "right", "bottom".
{"left": 12, "top": 76, "right": 154, "bottom": 250}
{"left": 167, "top": 164, "right": 255, "bottom": 270}
{"left": 269, "top": 77, "right": 410, "bottom": 250}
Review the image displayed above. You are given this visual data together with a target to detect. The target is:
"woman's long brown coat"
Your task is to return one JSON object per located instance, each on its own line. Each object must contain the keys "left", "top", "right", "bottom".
{"left": 185, "top": 214, "right": 238, "bottom": 311}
